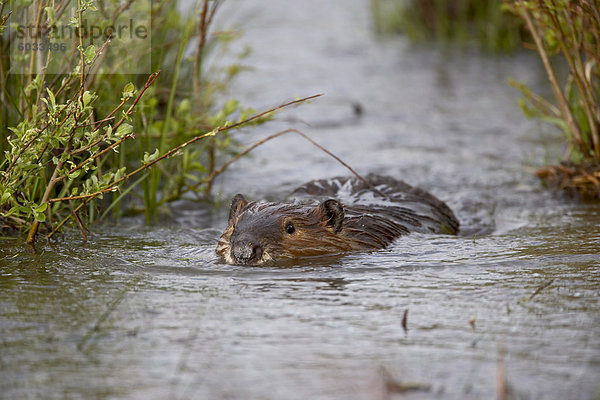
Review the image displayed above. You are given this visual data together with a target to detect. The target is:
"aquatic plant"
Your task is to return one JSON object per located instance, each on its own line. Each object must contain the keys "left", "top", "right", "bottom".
{"left": 0, "top": 0, "right": 315, "bottom": 243}
{"left": 371, "top": 0, "right": 524, "bottom": 52}
{"left": 506, "top": 0, "right": 600, "bottom": 199}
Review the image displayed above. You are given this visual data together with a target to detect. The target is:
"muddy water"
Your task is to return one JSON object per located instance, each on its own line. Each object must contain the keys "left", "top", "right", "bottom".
{"left": 1, "top": 1, "right": 599, "bottom": 399}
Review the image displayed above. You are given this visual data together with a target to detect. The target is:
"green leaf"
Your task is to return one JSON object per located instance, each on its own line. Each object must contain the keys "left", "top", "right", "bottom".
{"left": 115, "top": 123, "right": 133, "bottom": 138}
{"left": 239, "top": 107, "right": 257, "bottom": 121}
{"left": 45, "top": 6, "right": 55, "bottom": 24}
{"left": 35, "top": 202, "right": 48, "bottom": 213}
{"left": 68, "top": 170, "right": 82, "bottom": 179}
{"left": 122, "top": 82, "right": 135, "bottom": 99}
{"left": 82, "top": 91, "right": 93, "bottom": 107}
{"left": 83, "top": 45, "right": 96, "bottom": 64}
{"left": 115, "top": 167, "right": 126, "bottom": 180}
{"left": 33, "top": 210, "right": 46, "bottom": 222}
{"left": 25, "top": 75, "right": 42, "bottom": 96}
{"left": 190, "top": 162, "right": 207, "bottom": 173}
{"left": 5, "top": 206, "right": 20, "bottom": 217}
{"left": 46, "top": 88, "right": 56, "bottom": 108}
{"left": 1, "top": 192, "right": 11, "bottom": 204}
{"left": 21, "top": 163, "right": 40, "bottom": 171}
{"left": 176, "top": 98, "right": 191, "bottom": 116}
{"left": 123, "top": 82, "right": 135, "bottom": 93}
{"left": 224, "top": 99, "right": 239, "bottom": 116}
{"left": 143, "top": 148, "right": 159, "bottom": 164}
{"left": 102, "top": 172, "right": 115, "bottom": 185}
{"left": 184, "top": 173, "right": 200, "bottom": 182}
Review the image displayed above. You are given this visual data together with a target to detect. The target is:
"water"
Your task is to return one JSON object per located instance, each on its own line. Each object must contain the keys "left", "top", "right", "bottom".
{"left": 1, "top": 1, "right": 599, "bottom": 399}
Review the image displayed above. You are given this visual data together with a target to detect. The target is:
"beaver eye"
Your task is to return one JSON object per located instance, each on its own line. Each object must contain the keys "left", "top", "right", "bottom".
{"left": 285, "top": 222, "right": 296, "bottom": 234}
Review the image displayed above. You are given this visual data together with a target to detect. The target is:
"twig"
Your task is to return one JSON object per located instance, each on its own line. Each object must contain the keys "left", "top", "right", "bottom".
{"left": 26, "top": 104, "right": 89, "bottom": 244}
{"left": 77, "top": 0, "right": 85, "bottom": 88}
{"left": 26, "top": 140, "right": 71, "bottom": 244}
{"left": 547, "top": 0, "right": 599, "bottom": 156}
{"left": 210, "top": 94, "right": 322, "bottom": 132}
{"left": 26, "top": 1, "right": 45, "bottom": 92}
{"left": 508, "top": 78, "right": 561, "bottom": 117}
{"left": 47, "top": 197, "right": 90, "bottom": 239}
{"left": 32, "top": 72, "right": 158, "bottom": 243}
{"left": 73, "top": 208, "right": 87, "bottom": 244}
{"left": 71, "top": 96, "right": 130, "bottom": 155}
{"left": 2, "top": 122, "right": 52, "bottom": 183}
{"left": 380, "top": 366, "right": 430, "bottom": 396}
{"left": 496, "top": 340, "right": 507, "bottom": 400}
{"left": 517, "top": 1, "right": 584, "bottom": 152}
{"left": 46, "top": 94, "right": 322, "bottom": 238}
{"left": 528, "top": 278, "right": 555, "bottom": 301}
{"left": 112, "top": 0, "right": 135, "bottom": 21}
{"left": 212, "top": 128, "right": 386, "bottom": 197}
{"left": 74, "top": 115, "right": 116, "bottom": 129}
{"left": 50, "top": 95, "right": 321, "bottom": 204}
{"left": 193, "top": 0, "right": 212, "bottom": 95}
{"left": 181, "top": 127, "right": 388, "bottom": 200}
{"left": 1, "top": 35, "right": 112, "bottom": 182}
{"left": 57, "top": 71, "right": 161, "bottom": 182}
{"left": 0, "top": 10, "right": 11, "bottom": 27}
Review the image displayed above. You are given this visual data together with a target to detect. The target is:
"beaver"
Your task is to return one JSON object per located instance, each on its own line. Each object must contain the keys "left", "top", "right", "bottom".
{"left": 216, "top": 174, "right": 459, "bottom": 265}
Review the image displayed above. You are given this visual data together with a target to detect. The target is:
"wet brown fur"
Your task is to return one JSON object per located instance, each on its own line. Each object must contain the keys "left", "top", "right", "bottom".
{"left": 216, "top": 175, "right": 459, "bottom": 265}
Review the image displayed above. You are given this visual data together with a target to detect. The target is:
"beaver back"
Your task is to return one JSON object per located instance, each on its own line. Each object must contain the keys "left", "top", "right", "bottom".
{"left": 293, "top": 174, "right": 459, "bottom": 235}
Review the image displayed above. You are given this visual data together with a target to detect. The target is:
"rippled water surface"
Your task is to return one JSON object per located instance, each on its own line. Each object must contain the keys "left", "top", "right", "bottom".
{"left": 1, "top": 1, "right": 599, "bottom": 399}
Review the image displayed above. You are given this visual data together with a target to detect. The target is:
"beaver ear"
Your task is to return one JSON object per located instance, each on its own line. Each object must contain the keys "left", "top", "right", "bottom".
{"left": 228, "top": 194, "right": 248, "bottom": 223}
{"left": 318, "top": 199, "right": 344, "bottom": 233}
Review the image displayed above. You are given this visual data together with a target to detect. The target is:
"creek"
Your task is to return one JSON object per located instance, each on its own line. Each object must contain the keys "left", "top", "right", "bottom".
{"left": 1, "top": 1, "right": 599, "bottom": 399}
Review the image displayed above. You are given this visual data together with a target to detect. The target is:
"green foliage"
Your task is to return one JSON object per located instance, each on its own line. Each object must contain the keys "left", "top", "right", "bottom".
{"left": 0, "top": 0, "right": 277, "bottom": 241}
{"left": 371, "top": 0, "right": 525, "bottom": 52}
{"left": 506, "top": 0, "right": 600, "bottom": 164}
{"left": 0, "top": 73, "right": 149, "bottom": 235}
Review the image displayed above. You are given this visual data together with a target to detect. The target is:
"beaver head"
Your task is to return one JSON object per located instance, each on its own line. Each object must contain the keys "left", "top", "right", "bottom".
{"left": 216, "top": 194, "right": 353, "bottom": 265}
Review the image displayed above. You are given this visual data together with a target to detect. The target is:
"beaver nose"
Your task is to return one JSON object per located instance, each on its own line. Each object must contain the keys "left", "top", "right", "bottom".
{"left": 231, "top": 241, "right": 263, "bottom": 264}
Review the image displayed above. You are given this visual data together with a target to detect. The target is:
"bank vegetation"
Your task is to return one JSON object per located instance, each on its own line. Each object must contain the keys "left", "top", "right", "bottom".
{"left": 371, "top": 0, "right": 600, "bottom": 200}
{"left": 0, "top": 0, "right": 313, "bottom": 244}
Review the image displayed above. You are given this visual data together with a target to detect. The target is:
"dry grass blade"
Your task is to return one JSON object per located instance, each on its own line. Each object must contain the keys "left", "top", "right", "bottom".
{"left": 528, "top": 279, "right": 555, "bottom": 302}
